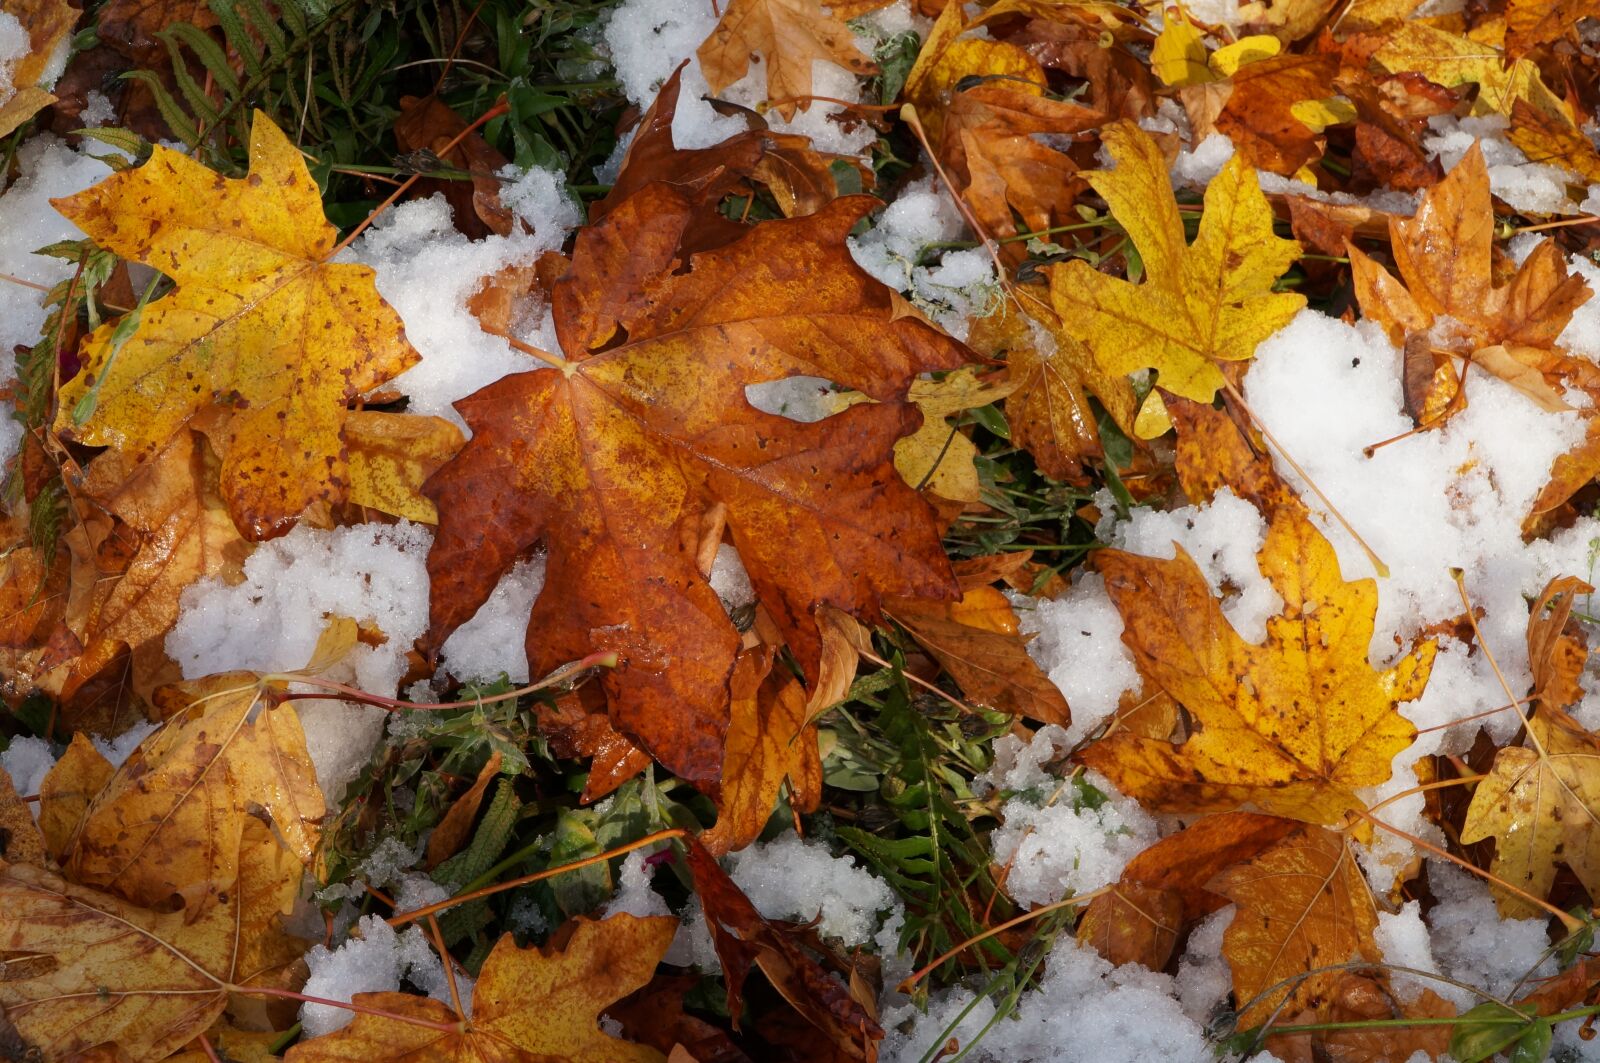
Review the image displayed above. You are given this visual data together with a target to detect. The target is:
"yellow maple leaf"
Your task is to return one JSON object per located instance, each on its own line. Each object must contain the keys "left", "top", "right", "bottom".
{"left": 1373, "top": 23, "right": 1569, "bottom": 119}
{"left": 1080, "top": 500, "right": 1436, "bottom": 824}
{"left": 284, "top": 915, "right": 675, "bottom": 1062}
{"left": 696, "top": 0, "right": 876, "bottom": 120}
{"left": 1050, "top": 120, "right": 1305, "bottom": 410}
{"left": 1462, "top": 711, "right": 1600, "bottom": 919}
{"left": 52, "top": 110, "right": 420, "bottom": 541}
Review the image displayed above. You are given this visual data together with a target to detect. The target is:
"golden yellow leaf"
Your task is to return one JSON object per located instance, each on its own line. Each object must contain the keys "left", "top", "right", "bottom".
{"left": 52, "top": 110, "right": 420, "bottom": 541}
{"left": 1210, "top": 34, "right": 1282, "bottom": 76}
{"left": 284, "top": 915, "right": 675, "bottom": 1062}
{"left": 342, "top": 410, "right": 465, "bottom": 523}
{"left": 0, "top": 860, "right": 273, "bottom": 1062}
{"left": 1210, "top": 825, "right": 1380, "bottom": 1025}
{"left": 1080, "top": 502, "right": 1435, "bottom": 824}
{"left": 1050, "top": 120, "right": 1305, "bottom": 403}
{"left": 0, "top": 767, "right": 47, "bottom": 866}
{"left": 1150, "top": 11, "right": 1212, "bottom": 86}
{"left": 1373, "top": 23, "right": 1569, "bottom": 119}
{"left": 1462, "top": 711, "right": 1600, "bottom": 918}
{"left": 696, "top": 0, "right": 876, "bottom": 121}
{"left": 1507, "top": 98, "right": 1600, "bottom": 184}
{"left": 36, "top": 732, "right": 114, "bottom": 863}
{"left": 60, "top": 677, "right": 322, "bottom": 914}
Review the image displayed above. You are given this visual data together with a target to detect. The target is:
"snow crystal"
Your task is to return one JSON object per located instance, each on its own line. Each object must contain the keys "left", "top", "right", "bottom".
{"left": 1425, "top": 115, "right": 1576, "bottom": 215}
{"left": 347, "top": 193, "right": 574, "bottom": 430}
{"left": 78, "top": 90, "right": 115, "bottom": 129}
{"left": 988, "top": 767, "right": 1160, "bottom": 908}
{"left": 300, "top": 914, "right": 463, "bottom": 1036}
{"left": 391, "top": 872, "right": 451, "bottom": 915}
{"left": 882, "top": 936, "right": 1211, "bottom": 1062}
{"left": 90, "top": 719, "right": 159, "bottom": 768}
{"left": 0, "top": 15, "right": 27, "bottom": 100}
{"left": 848, "top": 177, "right": 999, "bottom": 338}
{"left": 1375, "top": 899, "right": 1466, "bottom": 1008}
{"left": 1171, "top": 133, "right": 1236, "bottom": 188}
{"left": 1176, "top": 906, "right": 1234, "bottom": 1023}
{"left": 0, "top": 137, "right": 112, "bottom": 466}
{"left": 707, "top": 543, "right": 755, "bottom": 612}
{"left": 978, "top": 725, "right": 1070, "bottom": 794}
{"left": 605, "top": 850, "right": 673, "bottom": 918}
{"left": 436, "top": 557, "right": 546, "bottom": 685}
{"left": 670, "top": 833, "right": 901, "bottom": 968}
{"left": 1426, "top": 861, "right": 1553, "bottom": 1000}
{"left": 167, "top": 521, "right": 434, "bottom": 797}
{"left": 0, "top": 735, "right": 55, "bottom": 798}
{"left": 1017, "top": 573, "right": 1140, "bottom": 748}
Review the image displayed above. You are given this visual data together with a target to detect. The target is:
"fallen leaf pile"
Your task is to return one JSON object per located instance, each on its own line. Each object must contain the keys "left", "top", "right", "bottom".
{"left": 15, "top": 0, "right": 1600, "bottom": 1056}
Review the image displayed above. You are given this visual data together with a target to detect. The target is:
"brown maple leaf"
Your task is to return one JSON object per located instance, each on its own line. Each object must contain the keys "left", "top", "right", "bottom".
{"left": 419, "top": 186, "right": 966, "bottom": 789}
{"left": 1349, "top": 142, "right": 1594, "bottom": 424}
{"left": 697, "top": 0, "right": 877, "bottom": 120}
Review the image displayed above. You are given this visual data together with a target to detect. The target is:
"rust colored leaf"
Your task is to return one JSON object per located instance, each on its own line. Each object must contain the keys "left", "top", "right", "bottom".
{"left": 1101, "top": 811, "right": 1301, "bottom": 920}
{"left": 1076, "top": 882, "right": 1183, "bottom": 970}
{"left": 885, "top": 586, "right": 1070, "bottom": 726}
{"left": 285, "top": 915, "right": 675, "bottom": 1062}
{"left": 52, "top": 111, "right": 420, "bottom": 540}
{"left": 697, "top": 0, "right": 876, "bottom": 120}
{"left": 1081, "top": 501, "right": 1435, "bottom": 825}
{"left": 394, "top": 94, "right": 514, "bottom": 238}
{"left": 1527, "top": 576, "right": 1591, "bottom": 713}
{"left": 702, "top": 646, "right": 822, "bottom": 856}
{"left": 682, "top": 833, "right": 882, "bottom": 1058}
{"left": 0, "top": 767, "right": 47, "bottom": 866}
{"left": 1214, "top": 54, "right": 1339, "bottom": 176}
{"left": 1506, "top": 0, "right": 1591, "bottom": 55}
{"left": 425, "top": 751, "right": 504, "bottom": 869}
{"left": 419, "top": 190, "right": 965, "bottom": 789}
{"left": 1210, "top": 824, "right": 1381, "bottom": 1025}
{"left": 1266, "top": 973, "right": 1455, "bottom": 1062}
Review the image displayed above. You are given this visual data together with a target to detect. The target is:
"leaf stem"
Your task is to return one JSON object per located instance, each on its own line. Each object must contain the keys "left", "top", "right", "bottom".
{"left": 897, "top": 887, "right": 1109, "bottom": 993}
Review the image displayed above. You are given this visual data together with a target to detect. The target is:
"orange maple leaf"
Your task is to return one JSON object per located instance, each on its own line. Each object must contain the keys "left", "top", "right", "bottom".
{"left": 697, "top": 0, "right": 876, "bottom": 120}
{"left": 419, "top": 185, "right": 966, "bottom": 789}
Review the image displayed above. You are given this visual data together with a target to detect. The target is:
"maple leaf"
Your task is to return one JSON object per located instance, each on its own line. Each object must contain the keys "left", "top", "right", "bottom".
{"left": 1210, "top": 824, "right": 1381, "bottom": 1025}
{"left": 0, "top": 0, "right": 77, "bottom": 137}
{"left": 0, "top": 836, "right": 303, "bottom": 1063}
{"left": 1074, "top": 881, "right": 1184, "bottom": 970}
{"left": 697, "top": 0, "right": 876, "bottom": 121}
{"left": 340, "top": 411, "right": 465, "bottom": 524}
{"left": 1372, "top": 24, "right": 1569, "bottom": 119}
{"left": 68, "top": 429, "right": 249, "bottom": 674}
{"left": 419, "top": 187, "right": 966, "bottom": 789}
{"left": 885, "top": 584, "right": 1070, "bottom": 726}
{"left": 1266, "top": 973, "right": 1455, "bottom": 1062}
{"left": 1505, "top": 0, "right": 1590, "bottom": 55}
{"left": 701, "top": 646, "right": 822, "bottom": 856}
{"left": 1507, "top": 99, "right": 1600, "bottom": 185}
{"left": 1462, "top": 709, "right": 1600, "bottom": 918}
{"left": 284, "top": 915, "right": 675, "bottom": 1062}
{"left": 1349, "top": 142, "right": 1594, "bottom": 424}
{"left": 46, "top": 672, "right": 322, "bottom": 914}
{"left": 1051, "top": 120, "right": 1305, "bottom": 407}
{"left": 52, "top": 110, "right": 420, "bottom": 540}
{"left": 1080, "top": 500, "right": 1436, "bottom": 824}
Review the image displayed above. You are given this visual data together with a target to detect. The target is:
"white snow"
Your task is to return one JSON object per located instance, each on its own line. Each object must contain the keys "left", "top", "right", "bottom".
{"left": 0, "top": 735, "right": 55, "bottom": 799}
{"left": 882, "top": 936, "right": 1213, "bottom": 1062}
{"left": 0, "top": 13, "right": 28, "bottom": 105}
{"left": 1425, "top": 115, "right": 1577, "bottom": 215}
{"left": 347, "top": 189, "right": 576, "bottom": 431}
{"left": 0, "top": 137, "right": 113, "bottom": 467}
{"left": 299, "top": 914, "right": 468, "bottom": 1036}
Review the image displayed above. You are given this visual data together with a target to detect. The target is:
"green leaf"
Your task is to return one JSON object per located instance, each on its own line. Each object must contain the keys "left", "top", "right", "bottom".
{"left": 1449, "top": 1003, "right": 1537, "bottom": 1063}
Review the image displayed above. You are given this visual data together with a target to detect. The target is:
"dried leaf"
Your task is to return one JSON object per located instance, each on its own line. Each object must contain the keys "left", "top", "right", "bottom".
{"left": 284, "top": 915, "right": 676, "bottom": 1062}
{"left": 1075, "top": 882, "right": 1183, "bottom": 970}
{"left": 885, "top": 586, "right": 1070, "bottom": 726}
{"left": 342, "top": 411, "right": 466, "bottom": 524}
{"left": 1081, "top": 501, "right": 1435, "bottom": 824}
{"left": 1210, "top": 825, "right": 1381, "bottom": 1025}
{"left": 701, "top": 646, "right": 822, "bottom": 856}
{"left": 697, "top": 0, "right": 876, "bottom": 120}
{"left": 425, "top": 751, "right": 503, "bottom": 869}
{"left": 52, "top": 111, "right": 419, "bottom": 540}
{"left": 419, "top": 190, "right": 964, "bottom": 789}
{"left": 1051, "top": 120, "right": 1305, "bottom": 406}
{"left": 0, "top": 0, "right": 76, "bottom": 137}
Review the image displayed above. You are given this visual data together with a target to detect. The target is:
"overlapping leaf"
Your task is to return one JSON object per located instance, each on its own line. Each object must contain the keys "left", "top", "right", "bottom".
{"left": 420, "top": 186, "right": 966, "bottom": 790}
{"left": 51, "top": 110, "right": 420, "bottom": 540}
